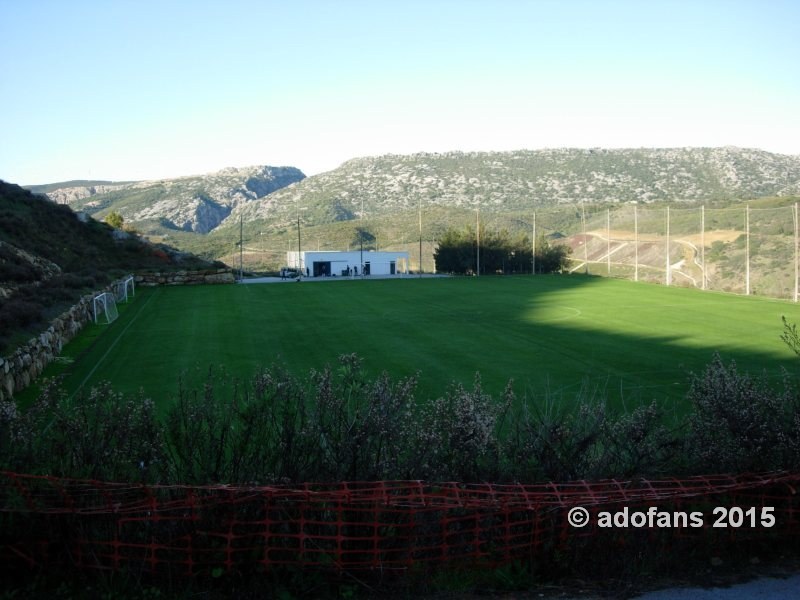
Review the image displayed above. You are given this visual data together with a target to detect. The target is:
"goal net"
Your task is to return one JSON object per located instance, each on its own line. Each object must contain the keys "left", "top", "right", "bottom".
{"left": 93, "top": 292, "right": 119, "bottom": 324}
{"left": 114, "top": 275, "right": 135, "bottom": 303}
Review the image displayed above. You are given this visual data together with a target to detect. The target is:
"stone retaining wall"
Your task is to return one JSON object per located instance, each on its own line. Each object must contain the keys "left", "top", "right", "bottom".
{"left": 135, "top": 268, "right": 234, "bottom": 286}
{"left": 0, "top": 282, "right": 117, "bottom": 402}
{"left": 1, "top": 269, "right": 234, "bottom": 402}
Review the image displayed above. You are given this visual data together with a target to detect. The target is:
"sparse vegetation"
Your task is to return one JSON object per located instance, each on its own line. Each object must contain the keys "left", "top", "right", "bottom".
{"left": 2, "top": 346, "right": 799, "bottom": 596}
{"left": 3, "top": 166, "right": 800, "bottom": 595}
{"left": 0, "top": 181, "right": 219, "bottom": 354}
{"left": 4, "top": 351, "right": 797, "bottom": 485}
{"left": 684, "top": 354, "right": 800, "bottom": 472}
{"left": 28, "top": 151, "right": 800, "bottom": 291}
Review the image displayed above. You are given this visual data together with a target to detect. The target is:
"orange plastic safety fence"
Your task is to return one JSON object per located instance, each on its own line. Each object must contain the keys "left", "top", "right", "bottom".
{"left": 1, "top": 471, "right": 798, "bottom": 575}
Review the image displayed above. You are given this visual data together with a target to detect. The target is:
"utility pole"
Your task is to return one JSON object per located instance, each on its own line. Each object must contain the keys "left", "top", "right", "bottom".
{"left": 476, "top": 206, "right": 480, "bottom": 276}
{"left": 745, "top": 204, "right": 750, "bottom": 295}
{"left": 634, "top": 205, "right": 639, "bottom": 282}
{"left": 297, "top": 214, "right": 301, "bottom": 277}
{"left": 418, "top": 197, "right": 423, "bottom": 277}
{"left": 665, "top": 206, "right": 671, "bottom": 286}
{"left": 361, "top": 197, "right": 364, "bottom": 277}
{"left": 239, "top": 214, "right": 243, "bottom": 282}
{"left": 701, "top": 205, "right": 706, "bottom": 290}
{"left": 794, "top": 203, "right": 799, "bottom": 303}
{"left": 581, "top": 201, "right": 588, "bottom": 274}
{"left": 532, "top": 211, "right": 536, "bottom": 275}
{"left": 606, "top": 208, "right": 611, "bottom": 276}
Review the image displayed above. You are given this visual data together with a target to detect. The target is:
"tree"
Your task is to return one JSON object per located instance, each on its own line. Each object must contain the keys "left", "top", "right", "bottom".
{"left": 105, "top": 211, "right": 124, "bottom": 229}
{"left": 535, "top": 236, "right": 571, "bottom": 273}
{"left": 434, "top": 227, "right": 571, "bottom": 275}
{"left": 434, "top": 227, "right": 476, "bottom": 274}
{"left": 352, "top": 227, "right": 376, "bottom": 250}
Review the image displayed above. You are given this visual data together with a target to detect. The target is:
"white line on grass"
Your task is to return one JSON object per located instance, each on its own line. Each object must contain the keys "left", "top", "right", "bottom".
{"left": 71, "top": 288, "right": 161, "bottom": 399}
{"left": 534, "top": 306, "right": 582, "bottom": 323}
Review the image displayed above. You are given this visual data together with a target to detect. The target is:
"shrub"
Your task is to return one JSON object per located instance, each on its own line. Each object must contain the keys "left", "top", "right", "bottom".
{"left": 305, "top": 354, "right": 422, "bottom": 481}
{"left": 3, "top": 352, "right": 798, "bottom": 486}
{"left": 164, "top": 357, "right": 424, "bottom": 484}
{"left": 781, "top": 315, "right": 800, "bottom": 357}
{"left": 0, "top": 243, "right": 42, "bottom": 283}
{"left": 415, "top": 375, "right": 511, "bottom": 481}
{"left": 684, "top": 354, "right": 800, "bottom": 473}
{"left": 503, "top": 396, "right": 677, "bottom": 481}
{"left": 1, "top": 380, "right": 167, "bottom": 483}
{"left": 105, "top": 211, "right": 124, "bottom": 229}
{"left": 0, "top": 296, "right": 44, "bottom": 330}
{"left": 164, "top": 365, "right": 303, "bottom": 485}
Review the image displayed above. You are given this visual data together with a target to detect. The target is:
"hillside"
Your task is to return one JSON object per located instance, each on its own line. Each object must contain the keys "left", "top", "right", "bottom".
{"left": 36, "top": 149, "right": 800, "bottom": 240}
{"left": 26, "top": 180, "right": 136, "bottom": 196}
{"left": 223, "top": 147, "right": 800, "bottom": 231}
{"left": 34, "top": 165, "right": 306, "bottom": 234}
{"left": 28, "top": 148, "right": 800, "bottom": 281}
{"left": 0, "top": 180, "right": 217, "bottom": 353}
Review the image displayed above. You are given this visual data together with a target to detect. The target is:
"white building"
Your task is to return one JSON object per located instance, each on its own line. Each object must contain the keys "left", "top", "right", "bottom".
{"left": 287, "top": 250, "right": 410, "bottom": 277}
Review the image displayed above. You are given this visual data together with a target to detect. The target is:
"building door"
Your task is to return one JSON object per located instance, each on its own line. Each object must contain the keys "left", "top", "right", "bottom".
{"left": 390, "top": 261, "right": 396, "bottom": 275}
{"left": 313, "top": 261, "right": 331, "bottom": 277}
{"left": 364, "top": 262, "right": 371, "bottom": 275}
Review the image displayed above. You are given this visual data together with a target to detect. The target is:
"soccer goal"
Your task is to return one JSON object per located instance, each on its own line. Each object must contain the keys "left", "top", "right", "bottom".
{"left": 115, "top": 275, "right": 135, "bottom": 303}
{"left": 93, "top": 292, "right": 119, "bottom": 324}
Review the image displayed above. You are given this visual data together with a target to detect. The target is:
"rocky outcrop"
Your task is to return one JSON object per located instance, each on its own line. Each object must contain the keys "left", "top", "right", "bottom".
{"left": 41, "top": 165, "right": 306, "bottom": 234}
{"left": 45, "top": 184, "right": 128, "bottom": 205}
{"left": 0, "top": 240, "right": 63, "bottom": 299}
{"left": 135, "top": 194, "right": 233, "bottom": 233}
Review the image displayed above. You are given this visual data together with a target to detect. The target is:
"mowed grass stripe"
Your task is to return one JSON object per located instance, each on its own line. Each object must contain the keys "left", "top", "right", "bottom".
{"left": 71, "top": 287, "right": 162, "bottom": 397}
{"left": 52, "top": 276, "right": 800, "bottom": 412}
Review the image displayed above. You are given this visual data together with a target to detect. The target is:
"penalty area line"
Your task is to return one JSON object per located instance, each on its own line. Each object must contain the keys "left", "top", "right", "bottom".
{"left": 71, "top": 287, "right": 161, "bottom": 399}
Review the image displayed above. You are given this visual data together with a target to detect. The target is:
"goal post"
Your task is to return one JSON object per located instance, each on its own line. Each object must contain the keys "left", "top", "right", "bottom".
{"left": 93, "top": 292, "right": 119, "bottom": 324}
{"left": 115, "top": 275, "right": 135, "bottom": 303}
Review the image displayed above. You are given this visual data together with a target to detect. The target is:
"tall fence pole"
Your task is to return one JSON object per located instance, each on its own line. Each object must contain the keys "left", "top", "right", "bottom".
{"left": 665, "top": 206, "right": 671, "bottom": 286}
{"left": 418, "top": 197, "right": 423, "bottom": 277}
{"left": 606, "top": 208, "right": 611, "bottom": 275}
{"left": 701, "top": 205, "right": 706, "bottom": 290}
{"left": 476, "top": 206, "right": 480, "bottom": 276}
{"left": 634, "top": 205, "right": 639, "bottom": 282}
{"left": 795, "top": 202, "right": 798, "bottom": 303}
{"left": 532, "top": 211, "right": 536, "bottom": 275}
{"left": 581, "top": 201, "right": 588, "bottom": 274}
{"left": 745, "top": 204, "right": 750, "bottom": 295}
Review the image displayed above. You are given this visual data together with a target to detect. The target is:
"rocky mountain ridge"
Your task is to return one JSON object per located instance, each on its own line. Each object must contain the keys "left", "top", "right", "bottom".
{"left": 31, "top": 148, "right": 800, "bottom": 240}
{"left": 222, "top": 147, "right": 800, "bottom": 233}
{"left": 35, "top": 165, "right": 306, "bottom": 234}
{"left": 44, "top": 183, "right": 129, "bottom": 205}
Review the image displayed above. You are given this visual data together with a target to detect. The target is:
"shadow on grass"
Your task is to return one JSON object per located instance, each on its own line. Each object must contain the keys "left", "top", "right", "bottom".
{"left": 20, "top": 274, "right": 800, "bottom": 416}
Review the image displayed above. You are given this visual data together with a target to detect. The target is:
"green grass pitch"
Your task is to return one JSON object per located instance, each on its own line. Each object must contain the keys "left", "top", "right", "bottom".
{"left": 35, "top": 275, "right": 800, "bottom": 413}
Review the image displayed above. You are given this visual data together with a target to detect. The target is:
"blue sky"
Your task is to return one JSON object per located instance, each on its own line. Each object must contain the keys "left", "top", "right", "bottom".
{"left": 1, "top": 0, "right": 798, "bottom": 184}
